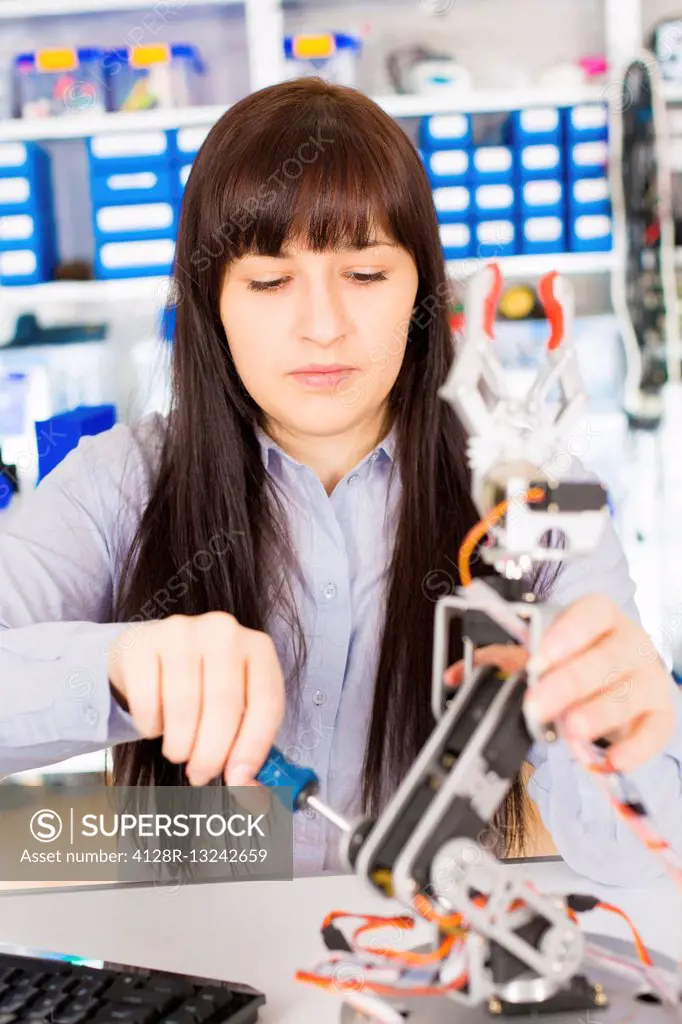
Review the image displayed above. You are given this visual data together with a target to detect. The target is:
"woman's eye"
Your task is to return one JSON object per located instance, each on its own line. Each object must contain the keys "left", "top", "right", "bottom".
{"left": 347, "top": 271, "right": 388, "bottom": 284}
{"left": 248, "top": 277, "right": 289, "bottom": 292}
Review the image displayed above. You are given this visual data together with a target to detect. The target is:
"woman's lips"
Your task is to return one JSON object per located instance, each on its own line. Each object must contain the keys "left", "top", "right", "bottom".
{"left": 291, "top": 369, "right": 357, "bottom": 390}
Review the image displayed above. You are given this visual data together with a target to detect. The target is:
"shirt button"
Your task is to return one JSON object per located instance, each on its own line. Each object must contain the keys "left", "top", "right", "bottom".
{"left": 84, "top": 707, "right": 99, "bottom": 726}
{"left": 312, "top": 689, "right": 327, "bottom": 707}
{"left": 369, "top": 453, "right": 378, "bottom": 464}
{"left": 347, "top": 474, "right": 359, "bottom": 486}
{"left": 323, "top": 582, "right": 337, "bottom": 600}
{"left": 304, "top": 806, "right": 316, "bottom": 819}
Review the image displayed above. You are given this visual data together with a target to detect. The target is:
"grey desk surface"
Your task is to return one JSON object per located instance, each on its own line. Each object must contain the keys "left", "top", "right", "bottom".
{"left": 0, "top": 860, "right": 679, "bottom": 1023}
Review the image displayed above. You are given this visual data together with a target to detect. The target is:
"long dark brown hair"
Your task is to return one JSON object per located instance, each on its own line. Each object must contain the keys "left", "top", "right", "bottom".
{"left": 112, "top": 78, "right": 546, "bottom": 855}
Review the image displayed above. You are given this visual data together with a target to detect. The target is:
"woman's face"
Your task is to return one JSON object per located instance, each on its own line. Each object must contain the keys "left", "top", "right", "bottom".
{"left": 219, "top": 234, "right": 419, "bottom": 442}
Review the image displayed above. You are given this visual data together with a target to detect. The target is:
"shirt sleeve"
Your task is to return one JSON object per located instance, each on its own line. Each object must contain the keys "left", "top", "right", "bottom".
{"left": 0, "top": 425, "right": 145, "bottom": 777}
{"left": 526, "top": 462, "right": 682, "bottom": 886}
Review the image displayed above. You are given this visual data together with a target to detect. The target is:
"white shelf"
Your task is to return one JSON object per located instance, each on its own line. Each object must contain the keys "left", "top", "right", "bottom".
{"left": 0, "top": 0, "right": 241, "bottom": 17}
{"left": 0, "top": 85, "right": 613, "bottom": 143}
{"left": 0, "top": 275, "right": 173, "bottom": 309}
{"left": 447, "top": 251, "right": 617, "bottom": 279}
{"left": 374, "top": 85, "right": 607, "bottom": 118}
{"left": 0, "top": 253, "right": 617, "bottom": 313}
{"left": 0, "top": 104, "right": 229, "bottom": 142}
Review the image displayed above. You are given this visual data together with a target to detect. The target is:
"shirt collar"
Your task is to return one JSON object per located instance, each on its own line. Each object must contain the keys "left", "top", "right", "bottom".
{"left": 254, "top": 422, "right": 397, "bottom": 471}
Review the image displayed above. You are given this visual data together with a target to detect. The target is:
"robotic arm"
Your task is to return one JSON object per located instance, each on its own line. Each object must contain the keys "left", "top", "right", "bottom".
{"left": 270, "top": 262, "right": 682, "bottom": 1016}
{"left": 331, "top": 264, "right": 612, "bottom": 1016}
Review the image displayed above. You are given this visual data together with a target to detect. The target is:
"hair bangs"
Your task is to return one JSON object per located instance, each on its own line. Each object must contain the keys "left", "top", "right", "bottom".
{"left": 215, "top": 109, "right": 406, "bottom": 262}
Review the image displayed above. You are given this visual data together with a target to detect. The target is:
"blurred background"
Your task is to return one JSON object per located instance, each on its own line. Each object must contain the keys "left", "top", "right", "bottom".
{"left": 0, "top": 0, "right": 681, "bottom": 784}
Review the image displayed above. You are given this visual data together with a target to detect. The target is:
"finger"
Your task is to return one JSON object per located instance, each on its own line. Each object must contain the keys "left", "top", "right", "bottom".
{"left": 443, "top": 661, "right": 464, "bottom": 687}
{"left": 443, "top": 645, "right": 527, "bottom": 687}
{"left": 233, "top": 783, "right": 272, "bottom": 816}
{"left": 159, "top": 635, "right": 203, "bottom": 764}
{"left": 606, "top": 710, "right": 676, "bottom": 772}
{"left": 120, "top": 644, "right": 163, "bottom": 739}
{"left": 224, "top": 632, "right": 285, "bottom": 786}
{"left": 528, "top": 594, "right": 621, "bottom": 676}
{"left": 562, "top": 686, "right": 646, "bottom": 743}
{"left": 524, "top": 640, "right": 634, "bottom": 725}
{"left": 187, "top": 634, "right": 247, "bottom": 786}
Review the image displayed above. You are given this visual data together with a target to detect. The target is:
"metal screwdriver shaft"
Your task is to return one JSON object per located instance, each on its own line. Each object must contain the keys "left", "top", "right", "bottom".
{"left": 255, "top": 746, "right": 351, "bottom": 832}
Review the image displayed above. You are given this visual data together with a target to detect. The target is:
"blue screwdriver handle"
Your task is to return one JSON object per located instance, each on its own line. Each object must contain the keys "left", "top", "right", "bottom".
{"left": 256, "top": 746, "right": 319, "bottom": 810}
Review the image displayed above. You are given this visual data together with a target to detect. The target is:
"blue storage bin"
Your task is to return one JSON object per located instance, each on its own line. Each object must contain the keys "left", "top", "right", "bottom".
{"left": 569, "top": 213, "right": 613, "bottom": 252}
{"left": 105, "top": 45, "right": 206, "bottom": 112}
{"left": 425, "top": 149, "right": 471, "bottom": 186}
{"left": 172, "top": 124, "right": 213, "bottom": 161}
{"left": 35, "top": 404, "right": 117, "bottom": 483}
{"left": 0, "top": 246, "right": 55, "bottom": 285}
{"left": 511, "top": 107, "right": 562, "bottom": 146}
{"left": 0, "top": 141, "right": 50, "bottom": 179}
{"left": 13, "top": 48, "right": 107, "bottom": 119}
{"left": 0, "top": 211, "right": 53, "bottom": 252}
{"left": 565, "top": 104, "right": 609, "bottom": 143}
{"left": 93, "top": 201, "right": 178, "bottom": 243}
{"left": 439, "top": 222, "right": 473, "bottom": 259}
{"left": 90, "top": 168, "right": 175, "bottom": 206}
{"left": 520, "top": 179, "right": 564, "bottom": 218}
{"left": 518, "top": 143, "right": 563, "bottom": 180}
{"left": 471, "top": 146, "right": 514, "bottom": 185}
{"left": 87, "top": 130, "right": 173, "bottom": 171}
{"left": 473, "top": 183, "right": 516, "bottom": 220}
{"left": 520, "top": 215, "right": 566, "bottom": 255}
{"left": 94, "top": 237, "right": 176, "bottom": 279}
{"left": 420, "top": 113, "right": 472, "bottom": 150}
{"left": 0, "top": 176, "right": 45, "bottom": 216}
{"left": 567, "top": 140, "right": 609, "bottom": 178}
{"left": 568, "top": 176, "right": 611, "bottom": 215}
{"left": 432, "top": 185, "right": 472, "bottom": 223}
{"left": 474, "top": 219, "right": 517, "bottom": 258}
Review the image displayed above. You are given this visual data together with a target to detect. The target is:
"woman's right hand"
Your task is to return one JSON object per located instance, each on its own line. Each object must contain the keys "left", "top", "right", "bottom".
{"left": 107, "top": 612, "right": 286, "bottom": 787}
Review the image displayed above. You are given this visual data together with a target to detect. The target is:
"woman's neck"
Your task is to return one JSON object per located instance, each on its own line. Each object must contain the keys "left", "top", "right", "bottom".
{"left": 264, "top": 410, "right": 392, "bottom": 495}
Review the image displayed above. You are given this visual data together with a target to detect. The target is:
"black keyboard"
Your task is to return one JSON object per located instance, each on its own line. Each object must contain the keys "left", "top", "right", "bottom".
{"left": 0, "top": 949, "right": 264, "bottom": 1024}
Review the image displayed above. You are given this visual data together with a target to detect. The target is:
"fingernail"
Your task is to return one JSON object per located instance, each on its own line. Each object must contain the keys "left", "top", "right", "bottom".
{"left": 527, "top": 654, "right": 549, "bottom": 676}
{"left": 227, "top": 763, "right": 254, "bottom": 787}
{"left": 523, "top": 697, "right": 546, "bottom": 726}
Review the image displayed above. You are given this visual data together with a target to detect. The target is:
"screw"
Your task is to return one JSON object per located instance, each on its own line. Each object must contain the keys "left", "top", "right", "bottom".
{"left": 488, "top": 998, "right": 503, "bottom": 1015}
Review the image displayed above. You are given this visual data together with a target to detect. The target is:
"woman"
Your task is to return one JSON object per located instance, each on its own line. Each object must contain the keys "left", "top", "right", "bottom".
{"left": 1, "top": 79, "right": 680, "bottom": 884}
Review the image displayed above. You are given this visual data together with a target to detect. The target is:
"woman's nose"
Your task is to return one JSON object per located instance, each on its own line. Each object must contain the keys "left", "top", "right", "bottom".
{"left": 297, "top": 280, "right": 349, "bottom": 346}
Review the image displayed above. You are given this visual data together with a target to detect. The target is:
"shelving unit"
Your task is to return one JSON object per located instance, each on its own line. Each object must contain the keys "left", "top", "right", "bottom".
{"left": 0, "top": 251, "right": 620, "bottom": 316}
{"left": 0, "top": 104, "right": 229, "bottom": 142}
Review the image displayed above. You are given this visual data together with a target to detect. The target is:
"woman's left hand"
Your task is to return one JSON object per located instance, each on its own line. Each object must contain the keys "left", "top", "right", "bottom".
{"left": 443, "top": 594, "right": 676, "bottom": 773}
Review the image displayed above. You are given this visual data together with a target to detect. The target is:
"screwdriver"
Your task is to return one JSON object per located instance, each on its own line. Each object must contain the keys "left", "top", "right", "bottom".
{"left": 255, "top": 746, "right": 352, "bottom": 833}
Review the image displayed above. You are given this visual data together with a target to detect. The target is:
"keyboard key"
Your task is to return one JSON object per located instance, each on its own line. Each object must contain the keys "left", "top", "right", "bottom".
{"left": 176, "top": 1000, "right": 215, "bottom": 1022}
{"left": 43, "top": 980, "right": 77, "bottom": 996}
{"left": 163, "top": 1010, "right": 200, "bottom": 1024}
{"left": 29, "top": 995, "right": 70, "bottom": 1015}
{"left": 194, "top": 989, "right": 233, "bottom": 1009}
{"left": 93, "top": 1004, "right": 155, "bottom": 1024}
{"left": 70, "top": 982, "right": 110, "bottom": 1000}
{"left": 52, "top": 998, "right": 100, "bottom": 1024}
{"left": 104, "top": 984, "right": 173, "bottom": 1009}
{"left": 146, "top": 979, "right": 193, "bottom": 999}
{"left": 0, "top": 993, "right": 35, "bottom": 1013}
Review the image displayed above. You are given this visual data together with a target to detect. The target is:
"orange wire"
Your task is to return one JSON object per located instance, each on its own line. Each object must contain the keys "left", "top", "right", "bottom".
{"left": 596, "top": 902, "right": 654, "bottom": 967}
{"left": 458, "top": 487, "right": 546, "bottom": 586}
{"left": 294, "top": 969, "right": 469, "bottom": 999}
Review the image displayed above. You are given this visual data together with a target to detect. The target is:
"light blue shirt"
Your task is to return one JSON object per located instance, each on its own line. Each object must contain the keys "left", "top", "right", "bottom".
{"left": 1, "top": 413, "right": 681, "bottom": 883}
